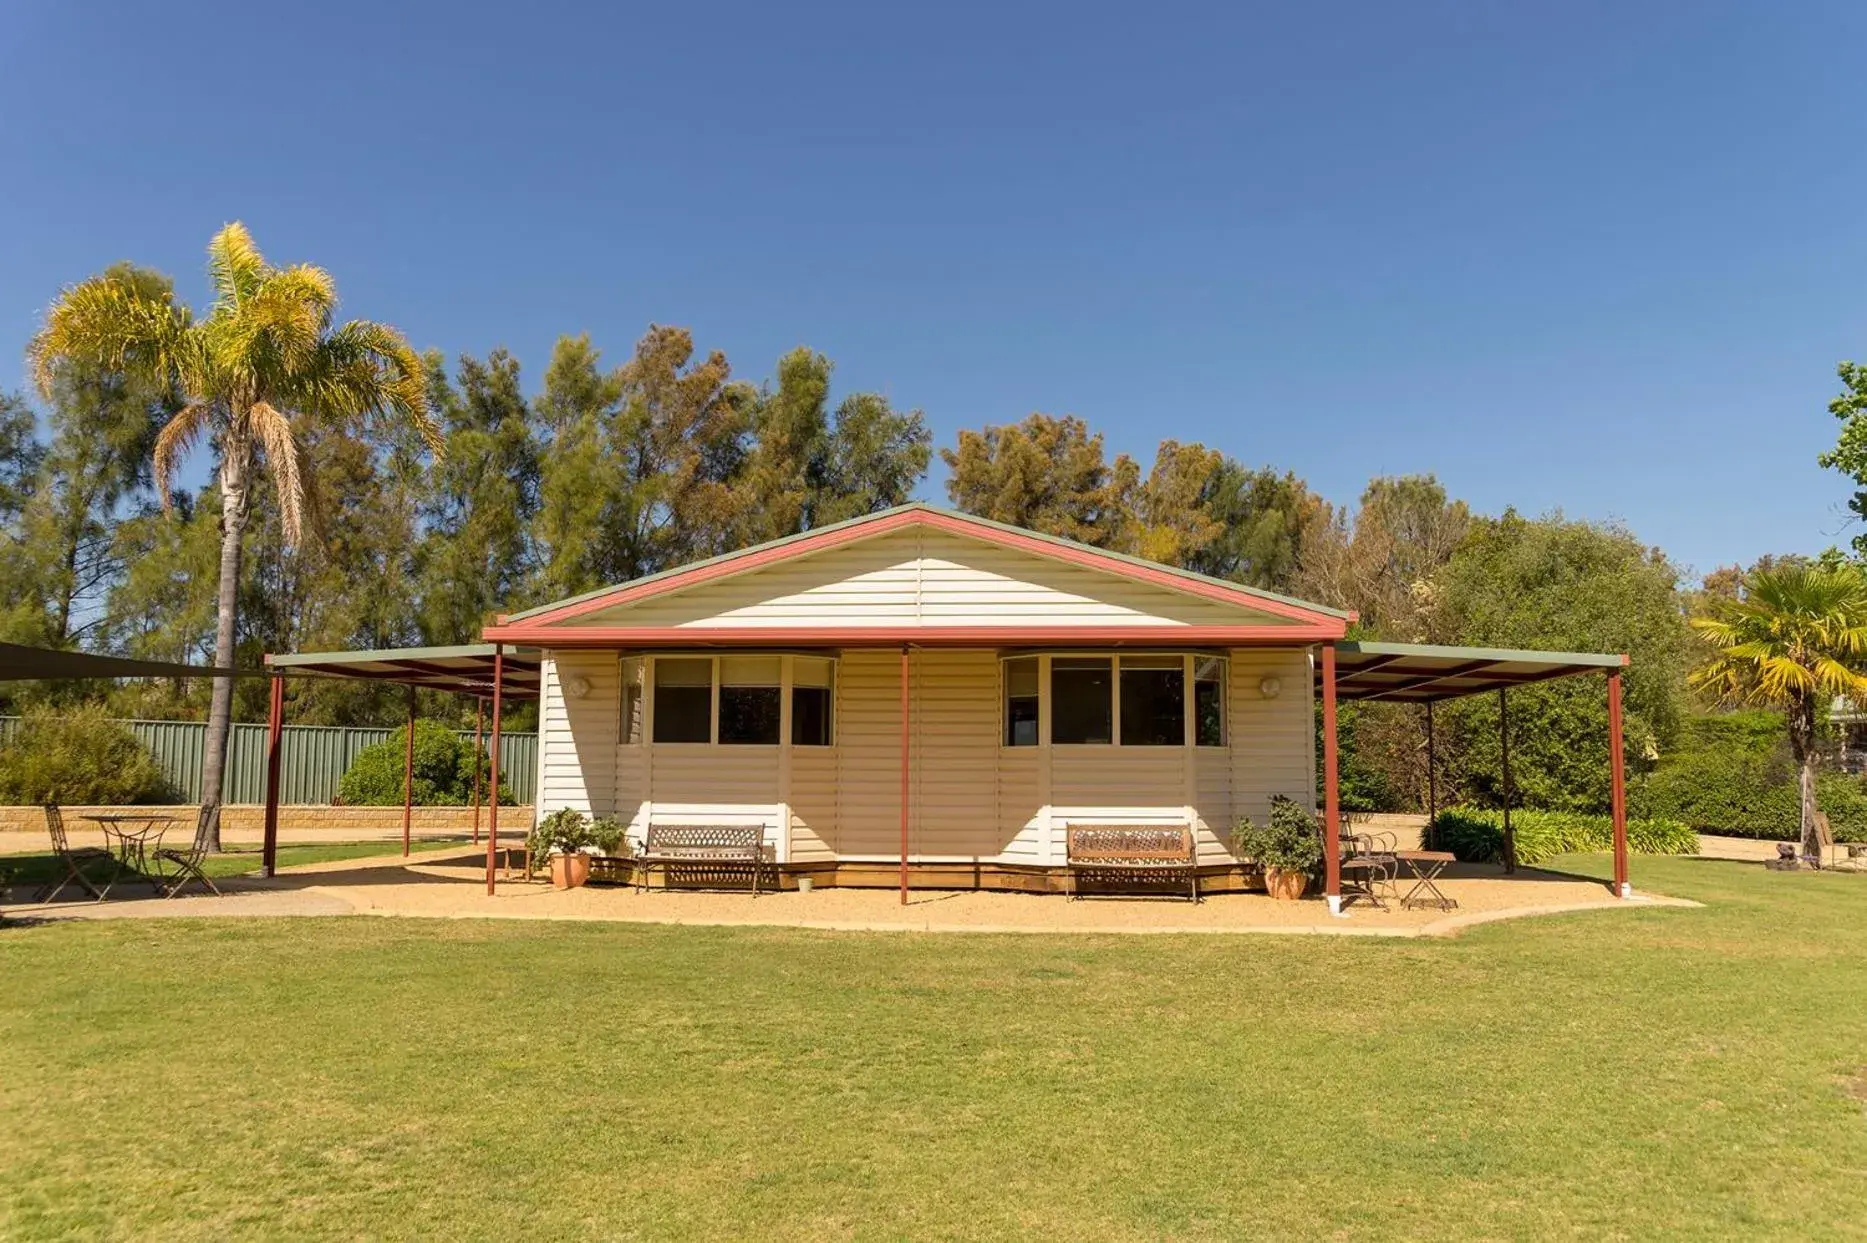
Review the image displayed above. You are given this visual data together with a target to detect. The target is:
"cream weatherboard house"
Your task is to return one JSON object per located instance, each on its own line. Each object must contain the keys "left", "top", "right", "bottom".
{"left": 262, "top": 502, "right": 1636, "bottom": 905}
{"left": 483, "top": 503, "right": 1348, "bottom": 891}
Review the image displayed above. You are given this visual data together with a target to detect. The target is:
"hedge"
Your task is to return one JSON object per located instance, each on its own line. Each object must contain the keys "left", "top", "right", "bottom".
{"left": 1631, "top": 709, "right": 1867, "bottom": 842}
{"left": 1429, "top": 807, "right": 1698, "bottom": 867}
{"left": 0, "top": 704, "right": 176, "bottom": 805}
{"left": 337, "top": 720, "right": 514, "bottom": 807}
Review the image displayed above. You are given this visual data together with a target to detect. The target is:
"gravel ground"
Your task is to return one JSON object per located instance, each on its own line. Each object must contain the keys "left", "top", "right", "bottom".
{"left": 4, "top": 845, "right": 1694, "bottom": 936}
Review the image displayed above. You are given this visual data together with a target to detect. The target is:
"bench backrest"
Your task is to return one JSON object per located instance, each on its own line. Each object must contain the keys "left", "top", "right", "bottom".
{"left": 645, "top": 823, "right": 764, "bottom": 858}
{"left": 1066, "top": 825, "right": 1194, "bottom": 864}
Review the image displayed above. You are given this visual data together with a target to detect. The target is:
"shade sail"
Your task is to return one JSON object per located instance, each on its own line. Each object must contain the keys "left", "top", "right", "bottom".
{"left": 265, "top": 644, "right": 542, "bottom": 699}
{"left": 0, "top": 642, "right": 246, "bottom": 682}
{"left": 1319, "top": 641, "right": 1626, "bottom": 704}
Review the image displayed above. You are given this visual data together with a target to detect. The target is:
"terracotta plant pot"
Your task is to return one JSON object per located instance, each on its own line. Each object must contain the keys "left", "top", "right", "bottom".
{"left": 550, "top": 852, "right": 591, "bottom": 890}
{"left": 1262, "top": 866, "right": 1309, "bottom": 901}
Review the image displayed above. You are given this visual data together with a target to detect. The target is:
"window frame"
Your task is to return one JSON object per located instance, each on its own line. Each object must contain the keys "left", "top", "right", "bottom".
{"left": 1000, "top": 651, "right": 1228, "bottom": 749}
{"left": 641, "top": 653, "right": 839, "bottom": 748}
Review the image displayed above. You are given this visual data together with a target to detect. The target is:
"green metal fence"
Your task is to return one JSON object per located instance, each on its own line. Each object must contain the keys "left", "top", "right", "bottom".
{"left": 0, "top": 717, "right": 537, "bottom": 805}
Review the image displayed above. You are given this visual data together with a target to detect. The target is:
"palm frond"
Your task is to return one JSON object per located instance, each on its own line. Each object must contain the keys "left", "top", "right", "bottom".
{"left": 206, "top": 222, "right": 268, "bottom": 309}
{"left": 152, "top": 401, "right": 217, "bottom": 507}
{"left": 303, "top": 320, "right": 441, "bottom": 456}
{"left": 1693, "top": 562, "right": 1867, "bottom": 710}
{"left": 29, "top": 274, "right": 195, "bottom": 398}
{"left": 248, "top": 401, "right": 307, "bottom": 545}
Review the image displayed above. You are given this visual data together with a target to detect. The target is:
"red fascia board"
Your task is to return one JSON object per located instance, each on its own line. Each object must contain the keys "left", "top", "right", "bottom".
{"left": 509, "top": 508, "right": 1347, "bottom": 629}
{"left": 481, "top": 623, "right": 1347, "bottom": 648}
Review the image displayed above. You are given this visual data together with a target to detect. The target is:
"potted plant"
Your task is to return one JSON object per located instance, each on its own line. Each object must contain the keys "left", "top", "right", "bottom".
{"left": 1233, "top": 796, "right": 1323, "bottom": 900}
{"left": 534, "top": 808, "right": 597, "bottom": 890}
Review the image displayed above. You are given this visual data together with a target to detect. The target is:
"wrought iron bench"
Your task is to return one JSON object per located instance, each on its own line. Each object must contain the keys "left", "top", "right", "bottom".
{"left": 1064, "top": 825, "right": 1199, "bottom": 902}
{"left": 637, "top": 823, "right": 767, "bottom": 896}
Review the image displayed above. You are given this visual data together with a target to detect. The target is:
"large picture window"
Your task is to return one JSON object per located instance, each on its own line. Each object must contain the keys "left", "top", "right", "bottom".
{"left": 1051, "top": 657, "right": 1114, "bottom": 745}
{"left": 650, "top": 655, "right": 834, "bottom": 745}
{"left": 652, "top": 657, "right": 712, "bottom": 743}
{"left": 1003, "top": 653, "right": 1228, "bottom": 748}
{"left": 1119, "top": 655, "right": 1184, "bottom": 746}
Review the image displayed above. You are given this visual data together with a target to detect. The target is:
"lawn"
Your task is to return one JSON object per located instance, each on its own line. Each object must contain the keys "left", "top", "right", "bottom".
{"left": 0, "top": 837, "right": 466, "bottom": 893}
{"left": 2, "top": 856, "right": 1864, "bottom": 1240}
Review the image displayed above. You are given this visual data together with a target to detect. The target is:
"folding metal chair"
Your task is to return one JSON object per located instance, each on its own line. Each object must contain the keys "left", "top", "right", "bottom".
{"left": 33, "top": 804, "right": 117, "bottom": 903}
{"left": 153, "top": 807, "right": 222, "bottom": 898}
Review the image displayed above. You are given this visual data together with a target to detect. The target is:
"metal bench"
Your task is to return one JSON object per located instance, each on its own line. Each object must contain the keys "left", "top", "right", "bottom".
{"left": 637, "top": 823, "right": 767, "bottom": 896}
{"left": 1064, "top": 825, "right": 1199, "bottom": 902}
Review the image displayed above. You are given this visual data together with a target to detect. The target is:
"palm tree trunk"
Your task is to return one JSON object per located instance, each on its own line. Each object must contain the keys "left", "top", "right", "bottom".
{"left": 196, "top": 443, "right": 251, "bottom": 853}
{"left": 1789, "top": 693, "right": 1820, "bottom": 866}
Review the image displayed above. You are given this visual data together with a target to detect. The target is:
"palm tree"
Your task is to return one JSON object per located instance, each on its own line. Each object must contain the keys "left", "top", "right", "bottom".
{"left": 1690, "top": 563, "right": 1867, "bottom": 865}
{"left": 30, "top": 223, "right": 440, "bottom": 851}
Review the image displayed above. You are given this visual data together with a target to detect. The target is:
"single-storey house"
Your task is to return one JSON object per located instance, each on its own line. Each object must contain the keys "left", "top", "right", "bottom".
{"left": 263, "top": 502, "right": 1633, "bottom": 909}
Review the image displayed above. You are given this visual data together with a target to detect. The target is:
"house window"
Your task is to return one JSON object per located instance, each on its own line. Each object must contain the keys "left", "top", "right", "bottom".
{"left": 719, "top": 655, "right": 783, "bottom": 745}
{"left": 621, "top": 656, "right": 643, "bottom": 743}
{"left": 1195, "top": 656, "right": 1226, "bottom": 747}
{"left": 1004, "top": 656, "right": 1039, "bottom": 746}
{"left": 792, "top": 656, "right": 835, "bottom": 746}
{"left": 1119, "top": 655, "right": 1184, "bottom": 746}
{"left": 1051, "top": 657, "right": 1114, "bottom": 745}
{"left": 652, "top": 657, "right": 713, "bottom": 743}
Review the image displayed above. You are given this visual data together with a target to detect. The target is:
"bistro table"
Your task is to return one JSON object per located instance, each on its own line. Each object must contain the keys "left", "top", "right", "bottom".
{"left": 83, "top": 813, "right": 176, "bottom": 896}
{"left": 1394, "top": 849, "right": 1458, "bottom": 911}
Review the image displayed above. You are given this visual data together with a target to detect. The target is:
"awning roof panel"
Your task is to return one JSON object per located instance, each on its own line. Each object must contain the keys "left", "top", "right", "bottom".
{"left": 266, "top": 644, "right": 543, "bottom": 699}
{"left": 1323, "top": 640, "right": 1626, "bottom": 703}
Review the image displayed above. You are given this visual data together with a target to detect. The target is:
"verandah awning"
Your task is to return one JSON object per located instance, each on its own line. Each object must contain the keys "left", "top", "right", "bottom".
{"left": 265, "top": 644, "right": 543, "bottom": 699}
{"left": 1318, "top": 641, "right": 1627, "bottom": 704}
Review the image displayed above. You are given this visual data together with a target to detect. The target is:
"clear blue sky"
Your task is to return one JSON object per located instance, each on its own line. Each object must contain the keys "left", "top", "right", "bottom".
{"left": 3, "top": 0, "right": 1863, "bottom": 579}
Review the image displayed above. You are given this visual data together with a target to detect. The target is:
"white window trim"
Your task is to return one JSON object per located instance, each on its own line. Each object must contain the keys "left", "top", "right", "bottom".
{"left": 644, "top": 652, "right": 837, "bottom": 750}
{"left": 1000, "top": 651, "right": 1228, "bottom": 750}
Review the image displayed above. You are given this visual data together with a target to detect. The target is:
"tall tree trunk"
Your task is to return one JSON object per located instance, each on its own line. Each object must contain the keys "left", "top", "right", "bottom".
{"left": 1789, "top": 693, "right": 1820, "bottom": 866}
{"left": 196, "top": 442, "right": 251, "bottom": 853}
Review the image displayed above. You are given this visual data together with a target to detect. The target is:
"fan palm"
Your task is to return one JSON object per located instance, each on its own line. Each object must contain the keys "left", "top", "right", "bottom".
{"left": 1690, "top": 563, "right": 1867, "bottom": 864}
{"left": 30, "top": 223, "right": 440, "bottom": 851}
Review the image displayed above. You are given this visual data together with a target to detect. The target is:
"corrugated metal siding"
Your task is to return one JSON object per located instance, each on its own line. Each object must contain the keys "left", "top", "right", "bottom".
{"left": 0, "top": 716, "right": 536, "bottom": 804}
{"left": 573, "top": 527, "right": 1292, "bottom": 629}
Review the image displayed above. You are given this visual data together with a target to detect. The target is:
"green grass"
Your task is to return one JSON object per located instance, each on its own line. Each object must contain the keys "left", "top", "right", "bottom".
{"left": 3, "top": 856, "right": 1865, "bottom": 1240}
{"left": 0, "top": 837, "right": 464, "bottom": 892}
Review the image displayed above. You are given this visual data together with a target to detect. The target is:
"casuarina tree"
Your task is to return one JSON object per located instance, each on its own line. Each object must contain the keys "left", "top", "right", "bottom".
{"left": 29, "top": 223, "right": 439, "bottom": 851}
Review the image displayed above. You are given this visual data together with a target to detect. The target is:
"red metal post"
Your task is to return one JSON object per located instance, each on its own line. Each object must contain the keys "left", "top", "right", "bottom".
{"left": 401, "top": 685, "right": 416, "bottom": 857}
{"left": 1321, "top": 642, "right": 1341, "bottom": 909}
{"left": 1608, "top": 668, "right": 1629, "bottom": 897}
{"left": 471, "top": 697, "right": 484, "bottom": 846}
{"left": 487, "top": 648, "right": 503, "bottom": 896}
{"left": 899, "top": 645, "right": 910, "bottom": 905}
{"left": 261, "top": 672, "right": 284, "bottom": 878}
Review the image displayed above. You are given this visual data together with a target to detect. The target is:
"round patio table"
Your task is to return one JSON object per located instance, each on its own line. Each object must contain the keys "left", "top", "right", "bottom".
{"left": 84, "top": 813, "right": 175, "bottom": 895}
